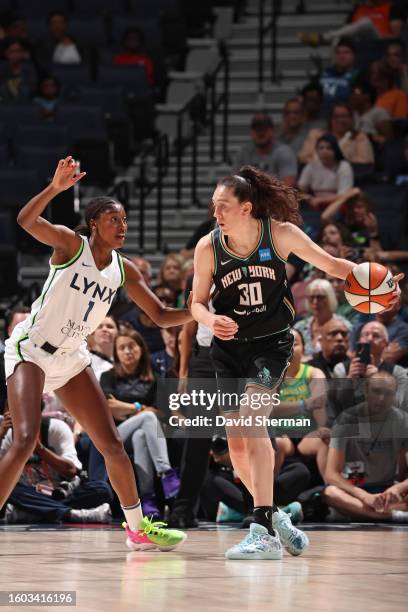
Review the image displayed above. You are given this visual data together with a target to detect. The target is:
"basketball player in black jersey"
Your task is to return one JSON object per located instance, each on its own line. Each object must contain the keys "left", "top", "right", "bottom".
{"left": 192, "top": 165, "right": 402, "bottom": 560}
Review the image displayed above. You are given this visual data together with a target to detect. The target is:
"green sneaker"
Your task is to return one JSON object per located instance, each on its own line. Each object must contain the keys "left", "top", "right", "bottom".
{"left": 140, "top": 516, "right": 187, "bottom": 551}
{"left": 279, "top": 501, "right": 304, "bottom": 525}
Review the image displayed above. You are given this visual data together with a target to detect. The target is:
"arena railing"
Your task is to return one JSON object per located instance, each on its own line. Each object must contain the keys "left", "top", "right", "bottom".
{"left": 258, "top": 0, "right": 282, "bottom": 92}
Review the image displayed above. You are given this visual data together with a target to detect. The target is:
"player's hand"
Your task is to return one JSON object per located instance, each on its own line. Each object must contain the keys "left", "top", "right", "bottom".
{"left": 0, "top": 411, "right": 12, "bottom": 437}
{"left": 51, "top": 156, "right": 86, "bottom": 192}
{"left": 361, "top": 491, "right": 383, "bottom": 511}
{"left": 383, "top": 273, "right": 404, "bottom": 311}
{"left": 210, "top": 315, "right": 238, "bottom": 341}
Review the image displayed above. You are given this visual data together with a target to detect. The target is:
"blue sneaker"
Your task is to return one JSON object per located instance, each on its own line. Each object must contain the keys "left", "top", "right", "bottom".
{"left": 272, "top": 507, "right": 309, "bottom": 556}
{"left": 225, "top": 523, "right": 283, "bottom": 560}
{"left": 216, "top": 502, "right": 245, "bottom": 523}
{"left": 279, "top": 501, "right": 304, "bottom": 525}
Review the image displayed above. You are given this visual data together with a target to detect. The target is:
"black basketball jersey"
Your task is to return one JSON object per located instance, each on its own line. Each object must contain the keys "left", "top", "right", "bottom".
{"left": 211, "top": 217, "right": 295, "bottom": 342}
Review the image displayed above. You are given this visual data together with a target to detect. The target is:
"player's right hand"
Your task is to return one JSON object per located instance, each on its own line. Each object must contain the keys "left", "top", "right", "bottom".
{"left": 51, "top": 156, "right": 86, "bottom": 192}
{"left": 211, "top": 315, "right": 238, "bottom": 341}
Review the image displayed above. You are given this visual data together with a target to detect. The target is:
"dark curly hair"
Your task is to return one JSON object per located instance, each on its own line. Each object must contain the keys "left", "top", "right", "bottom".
{"left": 217, "top": 165, "right": 301, "bottom": 225}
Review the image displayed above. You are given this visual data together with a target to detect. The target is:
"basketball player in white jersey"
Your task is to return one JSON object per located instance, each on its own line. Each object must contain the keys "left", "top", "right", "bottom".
{"left": 2, "top": 157, "right": 192, "bottom": 551}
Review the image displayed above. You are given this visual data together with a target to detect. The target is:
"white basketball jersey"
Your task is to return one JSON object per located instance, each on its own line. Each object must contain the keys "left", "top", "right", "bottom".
{"left": 22, "top": 236, "right": 125, "bottom": 351}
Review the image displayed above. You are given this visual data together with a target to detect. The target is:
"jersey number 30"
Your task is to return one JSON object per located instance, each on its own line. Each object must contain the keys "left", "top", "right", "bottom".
{"left": 238, "top": 282, "right": 263, "bottom": 306}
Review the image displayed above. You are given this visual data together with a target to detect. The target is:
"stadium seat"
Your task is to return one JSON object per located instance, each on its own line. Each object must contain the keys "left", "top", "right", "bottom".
{"left": 69, "top": 17, "right": 108, "bottom": 47}
{"left": 15, "top": 145, "right": 69, "bottom": 182}
{"left": 128, "top": 0, "right": 180, "bottom": 18}
{"left": 55, "top": 104, "right": 107, "bottom": 140}
{"left": 0, "top": 104, "right": 43, "bottom": 139}
{"left": 351, "top": 163, "right": 375, "bottom": 186}
{"left": 363, "top": 184, "right": 408, "bottom": 245}
{"left": 14, "top": 124, "right": 71, "bottom": 149}
{"left": 0, "top": 169, "right": 42, "bottom": 209}
{"left": 16, "top": 0, "right": 70, "bottom": 17}
{"left": 47, "top": 63, "right": 93, "bottom": 97}
{"left": 72, "top": 0, "right": 127, "bottom": 16}
{"left": 97, "top": 65, "right": 151, "bottom": 98}
{"left": 0, "top": 143, "right": 10, "bottom": 167}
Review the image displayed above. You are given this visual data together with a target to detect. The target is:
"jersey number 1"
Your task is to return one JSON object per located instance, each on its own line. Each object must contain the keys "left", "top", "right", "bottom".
{"left": 83, "top": 300, "right": 95, "bottom": 322}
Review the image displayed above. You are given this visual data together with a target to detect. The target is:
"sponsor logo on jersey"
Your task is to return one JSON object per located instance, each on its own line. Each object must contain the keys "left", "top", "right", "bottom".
{"left": 259, "top": 248, "right": 272, "bottom": 262}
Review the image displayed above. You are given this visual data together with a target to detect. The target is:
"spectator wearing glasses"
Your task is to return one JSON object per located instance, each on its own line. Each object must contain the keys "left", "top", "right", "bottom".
{"left": 299, "top": 103, "right": 375, "bottom": 165}
{"left": 333, "top": 320, "right": 408, "bottom": 411}
{"left": 294, "top": 279, "right": 352, "bottom": 359}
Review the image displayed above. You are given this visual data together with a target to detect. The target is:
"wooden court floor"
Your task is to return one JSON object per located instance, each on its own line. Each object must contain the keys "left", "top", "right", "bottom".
{"left": 0, "top": 525, "right": 407, "bottom": 612}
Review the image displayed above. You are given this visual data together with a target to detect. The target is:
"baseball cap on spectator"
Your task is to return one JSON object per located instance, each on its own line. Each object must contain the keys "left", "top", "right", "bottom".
{"left": 250, "top": 113, "right": 274, "bottom": 130}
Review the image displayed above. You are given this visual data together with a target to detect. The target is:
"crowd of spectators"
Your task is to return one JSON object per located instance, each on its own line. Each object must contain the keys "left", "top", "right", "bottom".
{"left": 1, "top": 1, "right": 408, "bottom": 528}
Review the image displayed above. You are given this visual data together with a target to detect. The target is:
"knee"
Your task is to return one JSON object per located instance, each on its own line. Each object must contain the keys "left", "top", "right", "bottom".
{"left": 96, "top": 433, "right": 126, "bottom": 459}
{"left": 323, "top": 484, "right": 341, "bottom": 503}
{"left": 12, "top": 428, "right": 39, "bottom": 457}
{"left": 228, "top": 437, "right": 246, "bottom": 457}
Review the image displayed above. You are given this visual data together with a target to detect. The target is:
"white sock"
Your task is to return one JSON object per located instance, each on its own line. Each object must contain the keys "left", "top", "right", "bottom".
{"left": 391, "top": 510, "right": 408, "bottom": 523}
{"left": 122, "top": 500, "right": 143, "bottom": 532}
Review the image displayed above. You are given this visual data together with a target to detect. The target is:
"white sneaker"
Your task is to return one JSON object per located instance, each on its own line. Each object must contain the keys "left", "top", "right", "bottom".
{"left": 391, "top": 510, "right": 408, "bottom": 523}
{"left": 272, "top": 507, "right": 309, "bottom": 556}
{"left": 225, "top": 523, "right": 283, "bottom": 560}
{"left": 69, "top": 503, "right": 112, "bottom": 524}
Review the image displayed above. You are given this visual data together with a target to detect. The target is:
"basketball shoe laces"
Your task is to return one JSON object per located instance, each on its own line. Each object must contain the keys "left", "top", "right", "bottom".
{"left": 141, "top": 516, "right": 171, "bottom": 538}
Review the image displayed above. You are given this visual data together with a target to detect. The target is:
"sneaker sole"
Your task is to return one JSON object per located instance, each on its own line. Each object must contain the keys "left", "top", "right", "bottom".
{"left": 126, "top": 538, "right": 157, "bottom": 552}
{"left": 156, "top": 533, "right": 187, "bottom": 552}
{"left": 225, "top": 550, "right": 283, "bottom": 560}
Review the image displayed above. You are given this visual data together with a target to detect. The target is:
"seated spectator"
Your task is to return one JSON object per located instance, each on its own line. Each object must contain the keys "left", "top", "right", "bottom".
{"left": 350, "top": 80, "right": 392, "bottom": 143}
{"left": 300, "top": 1, "right": 406, "bottom": 47}
{"left": 0, "top": 38, "right": 36, "bottom": 99}
{"left": 0, "top": 13, "right": 35, "bottom": 61}
{"left": 200, "top": 435, "right": 311, "bottom": 523}
{"left": 36, "top": 11, "right": 82, "bottom": 66}
{"left": 233, "top": 113, "right": 297, "bottom": 187}
{"left": 151, "top": 327, "right": 181, "bottom": 379}
{"left": 328, "top": 276, "right": 360, "bottom": 324}
{"left": 319, "top": 38, "right": 359, "bottom": 107}
{"left": 0, "top": 412, "right": 113, "bottom": 524}
{"left": 0, "top": 306, "right": 30, "bottom": 413}
{"left": 33, "top": 75, "right": 61, "bottom": 119}
{"left": 298, "top": 133, "right": 354, "bottom": 210}
{"left": 100, "top": 328, "right": 180, "bottom": 518}
{"left": 317, "top": 221, "right": 354, "bottom": 257}
{"left": 333, "top": 320, "right": 408, "bottom": 410}
{"left": 300, "top": 81, "right": 326, "bottom": 130}
{"left": 276, "top": 98, "right": 309, "bottom": 155}
{"left": 369, "top": 59, "right": 408, "bottom": 118}
{"left": 294, "top": 279, "right": 352, "bottom": 358}
{"left": 120, "top": 285, "right": 176, "bottom": 354}
{"left": 299, "top": 103, "right": 375, "bottom": 165}
{"left": 274, "top": 330, "right": 329, "bottom": 480}
{"left": 392, "top": 133, "right": 408, "bottom": 183}
{"left": 384, "top": 39, "right": 408, "bottom": 95}
{"left": 88, "top": 315, "right": 118, "bottom": 381}
{"left": 324, "top": 371, "right": 408, "bottom": 522}
{"left": 157, "top": 254, "right": 185, "bottom": 308}
{"left": 310, "top": 319, "right": 350, "bottom": 379}
{"left": 351, "top": 301, "right": 408, "bottom": 366}
{"left": 113, "top": 28, "right": 154, "bottom": 86}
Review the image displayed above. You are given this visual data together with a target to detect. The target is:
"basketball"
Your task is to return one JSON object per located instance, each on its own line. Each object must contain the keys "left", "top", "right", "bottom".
{"left": 344, "top": 262, "right": 395, "bottom": 314}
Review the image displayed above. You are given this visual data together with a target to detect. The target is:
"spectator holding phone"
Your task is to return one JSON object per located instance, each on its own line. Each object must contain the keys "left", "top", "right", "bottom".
{"left": 333, "top": 321, "right": 408, "bottom": 412}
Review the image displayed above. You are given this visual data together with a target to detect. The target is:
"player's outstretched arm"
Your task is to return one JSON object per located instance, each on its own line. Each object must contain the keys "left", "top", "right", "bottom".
{"left": 123, "top": 258, "right": 193, "bottom": 328}
{"left": 17, "top": 156, "right": 86, "bottom": 253}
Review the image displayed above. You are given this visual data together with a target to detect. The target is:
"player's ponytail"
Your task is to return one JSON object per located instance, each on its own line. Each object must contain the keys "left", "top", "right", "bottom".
{"left": 217, "top": 165, "right": 301, "bottom": 225}
{"left": 74, "top": 196, "right": 121, "bottom": 237}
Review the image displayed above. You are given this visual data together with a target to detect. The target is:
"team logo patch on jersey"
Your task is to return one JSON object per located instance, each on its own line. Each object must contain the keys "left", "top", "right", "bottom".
{"left": 259, "top": 248, "right": 272, "bottom": 262}
{"left": 258, "top": 366, "right": 273, "bottom": 386}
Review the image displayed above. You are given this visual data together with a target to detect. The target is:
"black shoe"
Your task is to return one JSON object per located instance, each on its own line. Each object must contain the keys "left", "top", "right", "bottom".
{"left": 240, "top": 513, "right": 254, "bottom": 529}
{"left": 167, "top": 510, "right": 198, "bottom": 529}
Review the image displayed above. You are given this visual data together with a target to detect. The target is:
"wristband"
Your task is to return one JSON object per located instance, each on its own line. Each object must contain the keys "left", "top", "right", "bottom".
{"left": 134, "top": 402, "right": 142, "bottom": 412}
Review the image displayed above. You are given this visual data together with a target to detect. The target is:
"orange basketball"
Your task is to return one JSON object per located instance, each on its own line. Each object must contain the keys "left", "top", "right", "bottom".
{"left": 344, "top": 262, "right": 395, "bottom": 314}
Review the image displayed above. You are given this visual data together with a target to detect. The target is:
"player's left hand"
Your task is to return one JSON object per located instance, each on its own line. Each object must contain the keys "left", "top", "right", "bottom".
{"left": 383, "top": 273, "right": 404, "bottom": 311}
